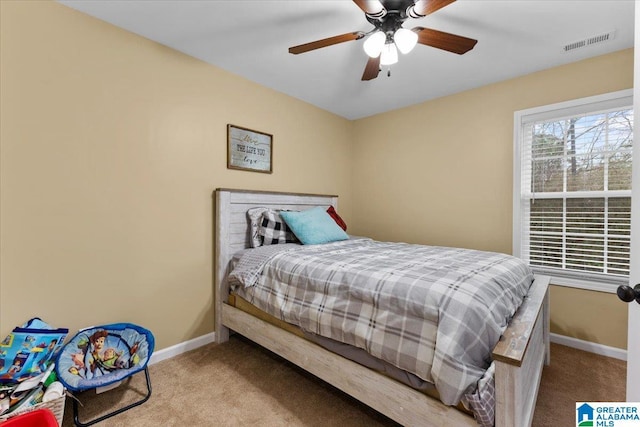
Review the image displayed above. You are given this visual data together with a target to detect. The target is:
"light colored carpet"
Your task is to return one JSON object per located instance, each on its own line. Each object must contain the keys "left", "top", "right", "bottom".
{"left": 61, "top": 337, "right": 625, "bottom": 426}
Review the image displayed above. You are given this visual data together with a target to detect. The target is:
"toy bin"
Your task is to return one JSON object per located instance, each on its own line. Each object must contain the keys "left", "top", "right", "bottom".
{"left": 0, "top": 394, "right": 65, "bottom": 426}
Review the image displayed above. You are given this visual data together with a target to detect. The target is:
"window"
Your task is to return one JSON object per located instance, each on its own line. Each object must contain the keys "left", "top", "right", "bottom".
{"left": 514, "top": 90, "right": 633, "bottom": 291}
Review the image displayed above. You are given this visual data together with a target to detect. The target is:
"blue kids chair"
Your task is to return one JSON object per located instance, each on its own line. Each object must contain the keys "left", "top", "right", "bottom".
{"left": 56, "top": 323, "right": 154, "bottom": 427}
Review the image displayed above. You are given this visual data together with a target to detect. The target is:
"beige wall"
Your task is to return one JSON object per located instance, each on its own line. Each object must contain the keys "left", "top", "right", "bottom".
{"left": 0, "top": 1, "right": 353, "bottom": 349}
{"left": 352, "top": 49, "right": 633, "bottom": 350}
{"left": 0, "top": 1, "right": 632, "bottom": 352}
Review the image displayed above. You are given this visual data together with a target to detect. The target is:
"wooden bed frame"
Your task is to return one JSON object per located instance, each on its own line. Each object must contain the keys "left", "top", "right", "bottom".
{"left": 214, "top": 188, "right": 550, "bottom": 427}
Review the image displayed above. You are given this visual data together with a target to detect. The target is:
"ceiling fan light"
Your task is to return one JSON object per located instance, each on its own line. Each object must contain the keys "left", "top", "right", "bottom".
{"left": 394, "top": 28, "right": 418, "bottom": 54}
{"left": 379, "top": 42, "right": 398, "bottom": 65}
{"left": 363, "top": 31, "right": 386, "bottom": 58}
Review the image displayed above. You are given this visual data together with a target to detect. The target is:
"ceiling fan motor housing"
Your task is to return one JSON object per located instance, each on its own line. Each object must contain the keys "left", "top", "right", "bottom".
{"left": 368, "top": 12, "right": 405, "bottom": 40}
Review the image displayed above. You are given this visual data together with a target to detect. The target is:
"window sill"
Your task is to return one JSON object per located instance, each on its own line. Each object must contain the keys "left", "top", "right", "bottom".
{"left": 530, "top": 268, "right": 625, "bottom": 294}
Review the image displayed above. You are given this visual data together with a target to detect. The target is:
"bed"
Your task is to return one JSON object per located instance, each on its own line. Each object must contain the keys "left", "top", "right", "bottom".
{"left": 214, "top": 188, "right": 550, "bottom": 427}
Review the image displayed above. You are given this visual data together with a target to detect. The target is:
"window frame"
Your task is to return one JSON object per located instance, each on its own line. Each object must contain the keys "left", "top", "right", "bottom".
{"left": 513, "top": 89, "right": 633, "bottom": 293}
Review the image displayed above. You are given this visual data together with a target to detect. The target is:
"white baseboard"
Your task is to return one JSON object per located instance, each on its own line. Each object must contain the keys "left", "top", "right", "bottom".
{"left": 146, "top": 331, "right": 625, "bottom": 368}
{"left": 149, "top": 332, "right": 216, "bottom": 365}
{"left": 550, "top": 333, "right": 627, "bottom": 361}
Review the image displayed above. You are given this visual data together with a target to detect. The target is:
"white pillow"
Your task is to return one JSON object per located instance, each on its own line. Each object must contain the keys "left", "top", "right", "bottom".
{"left": 247, "top": 207, "right": 268, "bottom": 248}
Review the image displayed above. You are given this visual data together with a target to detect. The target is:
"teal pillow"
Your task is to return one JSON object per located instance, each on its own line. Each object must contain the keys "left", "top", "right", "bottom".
{"left": 280, "top": 207, "right": 349, "bottom": 245}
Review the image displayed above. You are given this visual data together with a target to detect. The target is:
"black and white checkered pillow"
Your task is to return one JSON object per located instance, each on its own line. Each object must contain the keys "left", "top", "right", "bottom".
{"left": 259, "top": 210, "right": 299, "bottom": 245}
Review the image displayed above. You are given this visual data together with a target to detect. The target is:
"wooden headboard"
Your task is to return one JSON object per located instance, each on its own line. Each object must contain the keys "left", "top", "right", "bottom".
{"left": 214, "top": 188, "right": 338, "bottom": 341}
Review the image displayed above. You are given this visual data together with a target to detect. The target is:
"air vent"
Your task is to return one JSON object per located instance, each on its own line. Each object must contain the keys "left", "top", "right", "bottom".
{"left": 562, "top": 30, "right": 616, "bottom": 53}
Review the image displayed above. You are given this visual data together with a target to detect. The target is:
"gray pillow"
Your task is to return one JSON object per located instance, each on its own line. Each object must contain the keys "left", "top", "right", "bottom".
{"left": 247, "top": 207, "right": 268, "bottom": 248}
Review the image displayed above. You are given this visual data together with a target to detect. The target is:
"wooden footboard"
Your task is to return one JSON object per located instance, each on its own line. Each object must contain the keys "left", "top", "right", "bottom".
{"left": 214, "top": 189, "right": 551, "bottom": 427}
{"left": 492, "top": 274, "right": 550, "bottom": 427}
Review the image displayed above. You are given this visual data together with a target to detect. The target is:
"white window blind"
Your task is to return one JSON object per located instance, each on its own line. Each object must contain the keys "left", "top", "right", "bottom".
{"left": 514, "top": 90, "right": 633, "bottom": 290}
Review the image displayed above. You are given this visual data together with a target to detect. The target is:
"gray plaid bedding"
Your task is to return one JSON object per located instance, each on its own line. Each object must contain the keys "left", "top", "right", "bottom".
{"left": 228, "top": 238, "right": 533, "bottom": 425}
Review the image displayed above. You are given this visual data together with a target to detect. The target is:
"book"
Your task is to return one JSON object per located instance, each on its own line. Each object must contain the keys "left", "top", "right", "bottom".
{"left": 0, "top": 318, "right": 68, "bottom": 383}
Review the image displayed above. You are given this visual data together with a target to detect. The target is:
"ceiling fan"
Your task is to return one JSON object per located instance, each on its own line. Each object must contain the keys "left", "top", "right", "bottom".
{"left": 288, "top": 0, "right": 478, "bottom": 81}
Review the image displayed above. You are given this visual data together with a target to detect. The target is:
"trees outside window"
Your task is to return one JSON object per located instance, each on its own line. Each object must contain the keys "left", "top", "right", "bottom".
{"left": 514, "top": 90, "right": 633, "bottom": 290}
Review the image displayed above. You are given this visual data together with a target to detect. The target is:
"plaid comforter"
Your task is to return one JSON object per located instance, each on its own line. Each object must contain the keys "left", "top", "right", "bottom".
{"left": 228, "top": 238, "right": 533, "bottom": 418}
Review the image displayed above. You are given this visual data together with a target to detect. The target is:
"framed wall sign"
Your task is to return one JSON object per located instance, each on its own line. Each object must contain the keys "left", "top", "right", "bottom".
{"left": 227, "top": 124, "right": 273, "bottom": 173}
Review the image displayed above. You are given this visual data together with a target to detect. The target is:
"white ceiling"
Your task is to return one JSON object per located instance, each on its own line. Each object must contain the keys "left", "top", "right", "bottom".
{"left": 58, "top": 0, "right": 634, "bottom": 120}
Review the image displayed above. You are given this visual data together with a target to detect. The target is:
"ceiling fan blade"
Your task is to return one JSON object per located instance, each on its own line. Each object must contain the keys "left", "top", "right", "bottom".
{"left": 412, "top": 27, "right": 477, "bottom": 54}
{"left": 353, "top": 0, "right": 386, "bottom": 17}
{"left": 361, "top": 56, "right": 381, "bottom": 81}
{"left": 289, "top": 32, "right": 364, "bottom": 55}
{"left": 409, "top": 0, "right": 456, "bottom": 17}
